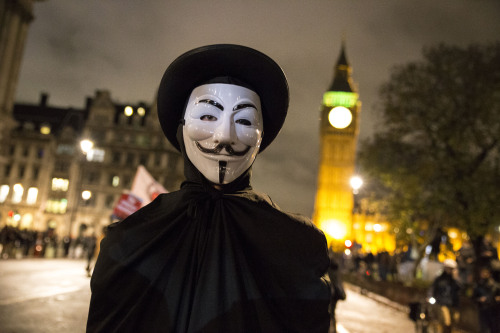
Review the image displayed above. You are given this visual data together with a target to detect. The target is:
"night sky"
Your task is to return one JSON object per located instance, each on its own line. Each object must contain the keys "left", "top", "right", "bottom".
{"left": 15, "top": 0, "right": 500, "bottom": 217}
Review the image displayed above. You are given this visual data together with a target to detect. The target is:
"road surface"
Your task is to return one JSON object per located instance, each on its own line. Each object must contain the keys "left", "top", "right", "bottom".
{"left": 0, "top": 259, "right": 415, "bottom": 332}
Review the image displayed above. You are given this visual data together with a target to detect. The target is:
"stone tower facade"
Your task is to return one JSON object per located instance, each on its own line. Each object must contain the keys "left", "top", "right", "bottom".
{"left": 313, "top": 42, "right": 361, "bottom": 243}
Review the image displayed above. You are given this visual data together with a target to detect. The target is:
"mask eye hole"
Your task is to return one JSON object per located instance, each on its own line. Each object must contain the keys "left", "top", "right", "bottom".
{"left": 235, "top": 119, "right": 252, "bottom": 126}
{"left": 200, "top": 115, "right": 217, "bottom": 121}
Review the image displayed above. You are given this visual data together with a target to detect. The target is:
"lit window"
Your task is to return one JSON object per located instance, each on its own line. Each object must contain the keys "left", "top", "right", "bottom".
{"left": 0, "top": 185, "right": 9, "bottom": 203}
{"left": 51, "top": 178, "right": 69, "bottom": 191}
{"left": 59, "top": 199, "right": 68, "bottom": 213}
{"left": 40, "top": 123, "right": 51, "bottom": 135}
{"left": 12, "top": 183, "right": 23, "bottom": 203}
{"left": 45, "top": 198, "right": 68, "bottom": 214}
{"left": 45, "top": 200, "right": 54, "bottom": 213}
{"left": 20, "top": 213, "right": 33, "bottom": 229}
{"left": 27, "top": 187, "right": 38, "bottom": 205}
{"left": 112, "top": 176, "right": 120, "bottom": 187}
{"left": 124, "top": 106, "right": 133, "bottom": 116}
{"left": 86, "top": 148, "right": 105, "bottom": 162}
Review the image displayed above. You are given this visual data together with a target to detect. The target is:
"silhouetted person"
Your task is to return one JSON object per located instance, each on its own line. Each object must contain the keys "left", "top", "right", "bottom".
{"left": 85, "top": 233, "right": 97, "bottom": 276}
{"left": 456, "top": 240, "right": 474, "bottom": 287}
{"left": 328, "top": 256, "right": 346, "bottom": 333}
{"left": 431, "top": 259, "right": 461, "bottom": 333}
{"left": 473, "top": 266, "right": 500, "bottom": 333}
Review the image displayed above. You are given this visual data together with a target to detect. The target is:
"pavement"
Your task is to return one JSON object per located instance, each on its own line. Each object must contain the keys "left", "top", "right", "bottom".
{"left": 0, "top": 259, "right": 91, "bottom": 333}
{"left": 0, "top": 258, "right": 419, "bottom": 333}
{"left": 344, "top": 282, "right": 409, "bottom": 313}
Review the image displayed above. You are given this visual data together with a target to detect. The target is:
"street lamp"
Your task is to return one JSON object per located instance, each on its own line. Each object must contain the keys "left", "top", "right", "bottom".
{"left": 81, "top": 190, "right": 92, "bottom": 201}
{"left": 68, "top": 139, "right": 94, "bottom": 238}
{"left": 80, "top": 139, "right": 94, "bottom": 155}
{"left": 350, "top": 175, "right": 363, "bottom": 195}
{"left": 349, "top": 175, "right": 363, "bottom": 243}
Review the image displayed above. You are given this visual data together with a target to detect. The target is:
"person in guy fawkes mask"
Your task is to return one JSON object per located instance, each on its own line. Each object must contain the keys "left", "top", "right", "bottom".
{"left": 86, "top": 44, "right": 331, "bottom": 333}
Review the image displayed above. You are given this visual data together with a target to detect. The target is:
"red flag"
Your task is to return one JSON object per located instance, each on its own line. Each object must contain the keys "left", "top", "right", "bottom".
{"left": 112, "top": 193, "right": 142, "bottom": 220}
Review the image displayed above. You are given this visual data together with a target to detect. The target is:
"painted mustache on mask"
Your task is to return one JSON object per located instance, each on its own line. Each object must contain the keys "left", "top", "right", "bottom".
{"left": 196, "top": 142, "right": 250, "bottom": 156}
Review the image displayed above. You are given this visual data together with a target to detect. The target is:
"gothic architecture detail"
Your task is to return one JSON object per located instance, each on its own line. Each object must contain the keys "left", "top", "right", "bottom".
{"left": 313, "top": 42, "right": 361, "bottom": 243}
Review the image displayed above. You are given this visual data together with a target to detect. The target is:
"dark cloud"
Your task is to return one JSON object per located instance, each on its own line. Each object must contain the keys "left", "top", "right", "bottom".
{"left": 16, "top": 0, "right": 500, "bottom": 216}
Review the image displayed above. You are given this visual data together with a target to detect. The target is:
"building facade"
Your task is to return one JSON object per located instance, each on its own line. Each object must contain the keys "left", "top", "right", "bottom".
{"left": 0, "top": 91, "right": 184, "bottom": 246}
{"left": 312, "top": 44, "right": 396, "bottom": 254}
{"left": 312, "top": 43, "right": 361, "bottom": 244}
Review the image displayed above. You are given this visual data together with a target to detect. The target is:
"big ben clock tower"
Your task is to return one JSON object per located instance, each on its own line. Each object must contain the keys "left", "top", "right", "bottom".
{"left": 313, "top": 42, "right": 361, "bottom": 243}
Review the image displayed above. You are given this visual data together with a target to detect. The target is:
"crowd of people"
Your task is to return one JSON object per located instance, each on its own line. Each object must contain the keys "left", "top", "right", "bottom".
{"left": 0, "top": 225, "right": 97, "bottom": 261}
{"left": 347, "top": 250, "right": 400, "bottom": 281}
{"left": 337, "top": 237, "right": 499, "bottom": 333}
{"left": 431, "top": 239, "right": 500, "bottom": 333}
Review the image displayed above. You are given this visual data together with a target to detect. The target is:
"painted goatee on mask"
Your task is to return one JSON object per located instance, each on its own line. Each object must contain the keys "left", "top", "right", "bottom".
{"left": 182, "top": 83, "right": 263, "bottom": 184}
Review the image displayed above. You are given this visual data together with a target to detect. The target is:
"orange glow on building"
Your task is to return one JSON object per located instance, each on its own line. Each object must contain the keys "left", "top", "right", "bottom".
{"left": 313, "top": 42, "right": 397, "bottom": 254}
{"left": 313, "top": 42, "right": 360, "bottom": 246}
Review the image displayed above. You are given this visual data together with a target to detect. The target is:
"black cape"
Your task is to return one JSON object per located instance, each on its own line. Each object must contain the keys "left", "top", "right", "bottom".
{"left": 87, "top": 131, "right": 331, "bottom": 333}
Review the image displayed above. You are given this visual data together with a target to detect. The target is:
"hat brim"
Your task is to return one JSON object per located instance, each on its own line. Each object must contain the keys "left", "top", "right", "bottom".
{"left": 157, "top": 44, "right": 289, "bottom": 152}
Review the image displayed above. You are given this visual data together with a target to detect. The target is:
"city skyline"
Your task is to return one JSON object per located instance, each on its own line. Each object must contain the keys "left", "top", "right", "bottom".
{"left": 15, "top": 0, "right": 500, "bottom": 216}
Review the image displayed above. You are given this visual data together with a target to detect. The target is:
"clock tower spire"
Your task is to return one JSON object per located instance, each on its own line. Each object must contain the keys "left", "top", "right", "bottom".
{"left": 329, "top": 40, "right": 354, "bottom": 92}
{"left": 313, "top": 42, "right": 361, "bottom": 244}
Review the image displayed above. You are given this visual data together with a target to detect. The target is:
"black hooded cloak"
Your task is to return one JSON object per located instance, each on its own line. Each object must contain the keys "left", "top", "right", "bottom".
{"left": 87, "top": 128, "right": 331, "bottom": 332}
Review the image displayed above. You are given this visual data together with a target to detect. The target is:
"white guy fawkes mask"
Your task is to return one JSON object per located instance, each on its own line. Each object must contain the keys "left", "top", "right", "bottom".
{"left": 182, "top": 83, "right": 263, "bottom": 185}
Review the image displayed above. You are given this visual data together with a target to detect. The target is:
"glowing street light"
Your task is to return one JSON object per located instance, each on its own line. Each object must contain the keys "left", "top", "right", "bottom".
{"left": 80, "top": 139, "right": 94, "bottom": 154}
{"left": 81, "top": 190, "right": 92, "bottom": 201}
{"left": 349, "top": 175, "right": 363, "bottom": 242}
{"left": 350, "top": 175, "right": 363, "bottom": 194}
{"left": 69, "top": 140, "right": 94, "bottom": 237}
{"left": 124, "top": 106, "right": 133, "bottom": 116}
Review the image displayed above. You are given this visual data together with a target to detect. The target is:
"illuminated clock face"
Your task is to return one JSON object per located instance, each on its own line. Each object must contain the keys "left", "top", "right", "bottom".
{"left": 328, "top": 106, "right": 352, "bottom": 129}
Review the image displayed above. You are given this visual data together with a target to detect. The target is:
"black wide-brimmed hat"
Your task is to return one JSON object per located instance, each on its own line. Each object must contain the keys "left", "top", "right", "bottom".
{"left": 157, "top": 44, "right": 289, "bottom": 153}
